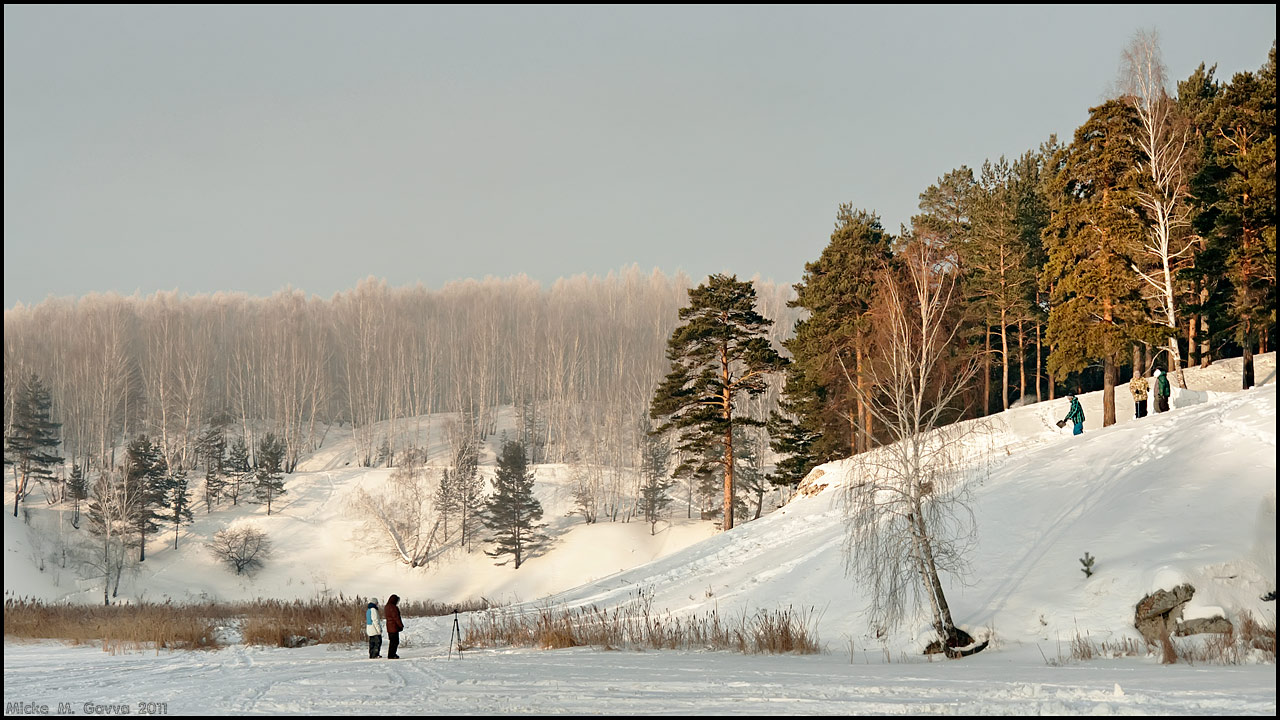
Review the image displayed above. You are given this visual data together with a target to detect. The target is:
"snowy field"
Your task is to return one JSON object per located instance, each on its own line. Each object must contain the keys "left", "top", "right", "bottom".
{"left": 4, "top": 354, "right": 1276, "bottom": 715}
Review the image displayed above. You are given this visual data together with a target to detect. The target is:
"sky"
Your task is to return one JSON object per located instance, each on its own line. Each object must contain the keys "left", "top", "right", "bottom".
{"left": 4, "top": 354, "right": 1275, "bottom": 713}
{"left": 4, "top": 5, "right": 1276, "bottom": 309}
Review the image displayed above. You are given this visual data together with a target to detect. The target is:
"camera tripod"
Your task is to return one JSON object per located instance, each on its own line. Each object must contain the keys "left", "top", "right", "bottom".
{"left": 447, "top": 609, "right": 463, "bottom": 660}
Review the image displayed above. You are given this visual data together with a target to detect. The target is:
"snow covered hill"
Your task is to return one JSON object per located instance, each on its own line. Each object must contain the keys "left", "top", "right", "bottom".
{"left": 5, "top": 354, "right": 1276, "bottom": 658}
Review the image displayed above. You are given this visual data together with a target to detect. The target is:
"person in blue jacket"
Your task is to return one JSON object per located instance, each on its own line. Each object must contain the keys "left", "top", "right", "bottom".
{"left": 366, "top": 600, "right": 383, "bottom": 659}
{"left": 1061, "top": 393, "right": 1085, "bottom": 435}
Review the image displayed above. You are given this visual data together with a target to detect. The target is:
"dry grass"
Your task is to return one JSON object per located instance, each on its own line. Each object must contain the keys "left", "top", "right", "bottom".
{"left": 3, "top": 597, "right": 221, "bottom": 654}
{"left": 1047, "top": 614, "right": 1277, "bottom": 666}
{"left": 3, "top": 594, "right": 492, "bottom": 652}
{"left": 463, "top": 588, "right": 821, "bottom": 655}
{"left": 1173, "top": 614, "right": 1277, "bottom": 665}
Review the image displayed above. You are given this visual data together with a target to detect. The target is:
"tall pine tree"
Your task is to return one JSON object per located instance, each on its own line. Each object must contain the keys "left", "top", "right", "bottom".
{"left": 650, "top": 274, "right": 788, "bottom": 531}
{"left": 1194, "top": 44, "right": 1277, "bottom": 388}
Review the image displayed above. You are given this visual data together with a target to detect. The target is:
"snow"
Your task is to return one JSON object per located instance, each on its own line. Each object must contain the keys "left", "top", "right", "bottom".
{"left": 4, "top": 354, "right": 1277, "bottom": 714}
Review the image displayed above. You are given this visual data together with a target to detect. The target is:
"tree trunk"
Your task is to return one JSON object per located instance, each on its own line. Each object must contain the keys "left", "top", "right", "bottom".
{"left": 1132, "top": 344, "right": 1142, "bottom": 380}
{"left": 1035, "top": 317, "right": 1043, "bottom": 402}
{"left": 983, "top": 326, "right": 991, "bottom": 416}
{"left": 1000, "top": 313, "right": 1009, "bottom": 411}
{"left": 1242, "top": 329, "right": 1255, "bottom": 390}
{"left": 1103, "top": 355, "right": 1117, "bottom": 427}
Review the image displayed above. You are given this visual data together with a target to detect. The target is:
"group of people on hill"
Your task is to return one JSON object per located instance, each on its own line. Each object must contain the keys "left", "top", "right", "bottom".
{"left": 1059, "top": 369, "right": 1171, "bottom": 436}
{"left": 365, "top": 594, "right": 403, "bottom": 659}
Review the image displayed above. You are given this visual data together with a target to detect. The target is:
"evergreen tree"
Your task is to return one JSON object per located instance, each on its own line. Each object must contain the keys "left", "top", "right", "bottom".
{"left": 5, "top": 372, "right": 64, "bottom": 517}
{"left": 123, "top": 434, "right": 166, "bottom": 562}
{"left": 482, "top": 440, "right": 546, "bottom": 569}
{"left": 1179, "top": 62, "right": 1230, "bottom": 370}
{"left": 225, "top": 436, "right": 251, "bottom": 506}
{"left": 965, "top": 158, "right": 1041, "bottom": 411}
{"left": 155, "top": 467, "right": 193, "bottom": 549}
{"left": 1194, "top": 44, "right": 1277, "bottom": 388}
{"left": 638, "top": 428, "right": 673, "bottom": 535}
{"left": 781, "top": 208, "right": 893, "bottom": 468}
{"left": 1043, "top": 100, "right": 1152, "bottom": 426}
{"left": 650, "top": 274, "right": 788, "bottom": 532}
{"left": 68, "top": 462, "right": 88, "bottom": 529}
{"left": 196, "top": 425, "right": 227, "bottom": 513}
{"left": 434, "top": 467, "right": 460, "bottom": 542}
{"left": 254, "top": 432, "right": 286, "bottom": 515}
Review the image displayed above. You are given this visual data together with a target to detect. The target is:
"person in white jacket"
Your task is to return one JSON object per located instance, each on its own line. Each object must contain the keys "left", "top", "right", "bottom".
{"left": 366, "top": 600, "right": 383, "bottom": 659}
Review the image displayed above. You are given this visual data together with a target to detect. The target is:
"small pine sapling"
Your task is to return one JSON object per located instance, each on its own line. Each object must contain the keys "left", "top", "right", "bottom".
{"left": 1079, "top": 551, "right": 1096, "bottom": 578}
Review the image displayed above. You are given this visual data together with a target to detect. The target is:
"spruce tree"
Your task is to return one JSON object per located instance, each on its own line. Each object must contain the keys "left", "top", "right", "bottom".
{"left": 1043, "top": 100, "right": 1152, "bottom": 426}
{"left": 254, "top": 432, "right": 286, "bottom": 515}
{"left": 650, "top": 274, "right": 788, "bottom": 531}
{"left": 5, "top": 372, "right": 64, "bottom": 517}
{"left": 482, "top": 440, "right": 545, "bottom": 569}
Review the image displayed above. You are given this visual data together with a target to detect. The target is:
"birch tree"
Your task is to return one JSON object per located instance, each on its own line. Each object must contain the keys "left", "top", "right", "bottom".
{"left": 1120, "top": 28, "right": 1196, "bottom": 388}
{"left": 840, "top": 236, "right": 986, "bottom": 657}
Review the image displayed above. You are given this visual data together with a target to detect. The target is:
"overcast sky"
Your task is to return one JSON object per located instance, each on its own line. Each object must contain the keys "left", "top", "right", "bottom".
{"left": 4, "top": 5, "right": 1275, "bottom": 308}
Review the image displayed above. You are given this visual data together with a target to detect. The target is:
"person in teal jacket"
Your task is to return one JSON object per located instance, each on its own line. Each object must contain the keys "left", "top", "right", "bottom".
{"left": 1154, "top": 369, "right": 1171, "bottom": 413}
{"left": 1061, "top": 393, "right": 1085, "bottom": 435}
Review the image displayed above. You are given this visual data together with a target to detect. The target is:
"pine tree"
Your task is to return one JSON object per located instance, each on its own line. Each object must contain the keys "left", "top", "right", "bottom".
{"left": 1043, "top": 100, "right": 1152, "bottom": 426}
{"left": 5, "top": 372, "right": 64, "bottom": 517}
{"left": 781, "top": 208, "right": 893, "bottom": 463}
{"left": 482, "top": 440, "right": 546, "bottom": 569}
{"left": 123, "top": 435, "right": 166, "bottom": 562}
{"left": 225, "top": 436, "right": 251, "bottom": 506}
{"left": 650, "top": 274, "right": 788, "bottom": 532}
{"left": 155, "top": 467, "right": 193, "bottom": 549}
{"left": 196, "top": 425, "right": 227, "bottom": 512}
{"left": 254, "top": 432, "right": 286, "bottom": 515}
{"left": 965, "top": 158, "right": 1040, "bottom": 411}
{"left": 68, "top": 462, "right": 88, "bottom": 529}
{"left": 638, "top": 428, "right": 673, "bottom": 535}
{"left": 1194, "top": 44, "right": 1277, "bottom": 388}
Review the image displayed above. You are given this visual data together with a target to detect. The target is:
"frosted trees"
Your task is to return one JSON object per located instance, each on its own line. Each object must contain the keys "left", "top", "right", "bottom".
{"left": 353, "top": 448, "right": 441, "bottom": 567}
{"left": 840, "top": 237, "right": 986, "bottom": 657}
{"left": 208, "top": 523, "right": 272, "bottom": 575}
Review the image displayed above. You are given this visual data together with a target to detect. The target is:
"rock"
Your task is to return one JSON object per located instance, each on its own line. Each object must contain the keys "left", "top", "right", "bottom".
{"left": 1176, "top": 616, "right": 1234, "bottom": 636}
{"left": 1134, "top": 583, "right": 1196, "bottom": 661}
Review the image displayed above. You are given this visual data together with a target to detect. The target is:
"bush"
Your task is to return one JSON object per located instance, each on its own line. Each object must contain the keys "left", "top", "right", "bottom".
{"left": 208, "top": 523, "right": 272, "bottom": 575}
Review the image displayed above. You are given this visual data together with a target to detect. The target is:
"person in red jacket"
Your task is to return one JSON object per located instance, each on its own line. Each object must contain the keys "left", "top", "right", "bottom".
{"left": 385, "top": 594, "right": 404, "bottom": 659}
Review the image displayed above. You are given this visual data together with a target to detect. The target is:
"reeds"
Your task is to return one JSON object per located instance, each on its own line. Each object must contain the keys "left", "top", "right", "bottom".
{"left": 463, "top": 588, "right": 821, "bottom": 654}
{"left": 3, "top": 594, "right": 492, "bottom": 653}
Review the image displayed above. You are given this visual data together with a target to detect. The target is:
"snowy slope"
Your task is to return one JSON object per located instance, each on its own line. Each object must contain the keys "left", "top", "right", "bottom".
{"left": 528, "top": 359, "right": 1276, "bottom": 654}
{"left": 3, "top": 354, "right": 1276, "bottom": 715}
{"left": 4, "top": 354, "right": 1276, "bottom": 652}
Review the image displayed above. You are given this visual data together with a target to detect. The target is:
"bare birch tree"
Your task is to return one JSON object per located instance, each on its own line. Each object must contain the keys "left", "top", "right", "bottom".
{"left": 351, "top": 447, "right": 442, "bottom": 567}
{"left": 1120, "top": 28, "right": 1196, "bottom": 388}
{"left": 839, "top": 236, "right": 988, "bottom": 657}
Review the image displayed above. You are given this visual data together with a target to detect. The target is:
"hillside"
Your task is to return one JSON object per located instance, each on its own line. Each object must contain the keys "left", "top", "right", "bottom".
{"left": 5, "top": 354, "right": 1276, "bottom": 657}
